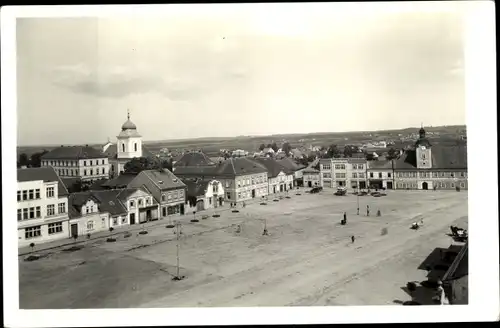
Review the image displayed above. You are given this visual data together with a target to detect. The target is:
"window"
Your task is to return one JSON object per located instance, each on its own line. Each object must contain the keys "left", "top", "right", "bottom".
{"left": 460, "top": 182, "right": 465, "bottom": 188}
{"left": 48, "top": 222, "right": 63, "bottom": 234}
{"left": 378, "top": 173, "right": 382, "bottom": 178}
{"left": 238, "top": 192, "right": 242, "bottom": 199}
{"left": 87, "top": 220, "right": 94, "bottom": 230}
{"left": 226, "top": 192, "right": 231, "bottom": 199}
{"left": 209, "top": 197, "right": 212, "bottom": 205}
{"left": 130, "top": 200, "right": 135, "bottom": 207}
{"left": 441, "top": 182, "right": 446, "bottom": 188}
{"left": 17, "top": 191, "right": 21, "bottom": 201}
{"left": 323, "top": 165, "right": 331, "bottom": 170}
{"left": 134, "top": 143, "right": 137, "bottom": 152}
{"left": 359, "top": 173, "right": 365, "bottom": 178}
{"left": 451, "top": 183, "right": 455, "bottom": 188}
{"left": 173, "top": 192, "right": 178, "bottom": 199}
{"left": 90, "top": 160, "right": 93, "bottom": 166}
{"left": 102, "top": 160, "right": 105, "bottom": 165}
{"left": 352, "top": 173, "right": 357, "bottom": 178}
{"left": 29, "top": 207, "right": 35, "bottom": 219}
{"left": 84, "top": 170, "right": 87, "bottom": 176}
{"left": 167, "top": 194, "right": 172, "bottom": 200}
{"left": 113, "top": 218, "right": 118, "bottom": 225}
{"left": 58, "top": 203, "right": 65, "bottom": 214}
{"left": 388, "top": 173, "right": 392, "bottom": 178}
{"left": 102, "top": 168, "right": 105, "bottom": 174}
{"left": 440, "top": 172, "right": 445, "bottom": 177}
{"left": 433, "top": 172, "right": 438, "bottom": 178}
{"left": 370, "top": 173, "right": 374, "bottom": 178}
{"left": 46, "top": 187, "right": 55, "bottom": 198}
{"left": 122, "top": 144, "right": 125, "bottom": 152}
{"left": 138, "top": 199, "right": 143, "bottom": 206}
{"left": 90, "top": 169, "right": 93, "bottom": 176}
{"left": 22, "top": 190, "right": 28, "bottom": 200}
{"left": 23, "top": 208, "right": 29, "bottom": 220}
{"left": 25, "top": 226, "right": 41, "bottom": 239}
{"left": 237, "top": 181, "right": 241, "bottom": 188}
{"left": 460, "top": 172, "right": 465, "bottom": 177}
{"left": 161, "top": 194, "right": 166, "bottom": 202}
{"left": 358, "top": 165, "right": 364, "bottom": 170}
{"left": 17, "top": 209, "right": 22, "bottom": 221}
{"left": 36, "top": 206, "right": 41, "bottom": 218}
{"left": 29, "top": 189, "right": 34, "bottom": 200}
{"left": 122, "top": 217, "right": 128, "bottom": 224}
{"left": 47, "top": 204, "right": 55, "bottom": 216}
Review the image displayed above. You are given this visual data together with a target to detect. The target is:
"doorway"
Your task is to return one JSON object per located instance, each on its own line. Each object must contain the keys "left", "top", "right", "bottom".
{"left": 308, "top": 181, "right": 312, "bottom": 188}
{"left": 146, "top": 209, "right": 152, "bottom": 220}
{"left": 70, "top": 223, "right": 78, "bottom": 237}
{"left": 422, "top": 182, "right": 429, "bottom": 190}
{"left": 130, "top": 213, "right": 136, "bottom": 225}
{"left": 219, "top": 197, "right": 223, "bottom": 206}
{"left": 252, "top": 189, "right": 256, "bottom": 198}
{"left": 386, "top": 181, "right": 393, "bottom": 189}
{"left": 180, "top": 204, "right": 185, "bottom": 215}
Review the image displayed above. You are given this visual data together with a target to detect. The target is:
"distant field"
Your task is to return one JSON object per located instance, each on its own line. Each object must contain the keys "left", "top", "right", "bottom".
{"left": 17, "top": 125, "right": 465, "bottom": 158}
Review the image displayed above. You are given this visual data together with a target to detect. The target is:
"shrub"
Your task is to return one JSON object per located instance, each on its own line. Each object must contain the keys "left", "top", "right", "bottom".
{"left": 381, "top": 227, "right": 388, "bottom": 236}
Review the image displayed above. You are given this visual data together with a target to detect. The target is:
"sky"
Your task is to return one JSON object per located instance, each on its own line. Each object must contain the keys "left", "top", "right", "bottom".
{"left": 15, "top": 3, "right": 467, "bottom": 146}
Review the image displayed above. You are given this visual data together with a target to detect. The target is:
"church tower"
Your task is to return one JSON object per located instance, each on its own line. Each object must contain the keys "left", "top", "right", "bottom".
{"left": 415, "top": 124, "right": 432, "bottom": 169}
{"left": 117, "top": 109, "right": 143, "bottom": 160}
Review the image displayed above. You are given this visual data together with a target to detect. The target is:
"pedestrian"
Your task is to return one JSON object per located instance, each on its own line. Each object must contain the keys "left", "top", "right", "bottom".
{"left": 357, "top": 207, "right": 360, "bottom": 216}
{"left": 366, "top": 205, "right": 370, "bottom": 216}
{"left": 435, "top": 280, "right": 447, "bottom": 305}
{"left": 343, "top": 212, "right": 347, "bottom": 223}
{"left": 243, "top": 201, "right": 246, "bottom": 208}
{"left": 351, "top": 235, "right": 355, "bottom": 243}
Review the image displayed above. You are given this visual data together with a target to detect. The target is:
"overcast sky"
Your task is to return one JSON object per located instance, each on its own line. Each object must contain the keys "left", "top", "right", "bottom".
{"left": 16, "top": 3, "right": 467, "bottom": 146}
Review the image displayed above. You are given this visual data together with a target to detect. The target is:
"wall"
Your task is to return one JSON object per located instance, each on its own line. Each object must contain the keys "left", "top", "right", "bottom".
{"left": 394, "top": 170, "right": 468, "bottom": 190}
{"left": 116, "top": 136, "right": 143, "bottom": 159}
{"left": 42, "top": 158, "right": 109, "bottom": 180}
{"left": 18, "top": 220, "right": 70, "bottom": 248}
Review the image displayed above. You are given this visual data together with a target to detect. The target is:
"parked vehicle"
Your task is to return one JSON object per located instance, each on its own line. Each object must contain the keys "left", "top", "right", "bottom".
{"left": 335, "top": 187, "right": 347, "bottom": 196}
{"left": 310, "top": 186, "right": 323, "bottom": 193}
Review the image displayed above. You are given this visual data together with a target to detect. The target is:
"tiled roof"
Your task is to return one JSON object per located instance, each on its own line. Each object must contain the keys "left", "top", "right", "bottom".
{"left": 88, "top": 179, "right": 109, "bottom": 191}
{"left": 68, "top": 190, "right": 128, "bottom": 218}
{"left": 60, "top": 177, "right": 81, "bottom": 189}
{"left": 214, "top": 157, "right": 268, "bottom": 177}
{"left": 347, "top": 158, "right": 367, "bottom": 164}
{"left": 277, "top": 157, "right": 307, "bottom": 171}
{"left": 140, "top": 169, "right": 186, "bottom": 190}
{"left": 102, "top": 173, "right": 138, "bottom": 188}
{"left": 174, "top": 166, "right": 219, "bottom": 177}
{"left": 367, "top": 160, "right": 394, "bottom": 170}
{"left": 173, "top": 151, "right": 216, "bottom": 167}
{"left": 303, "top": 167, "right": 319, "bottom": 173}
{"left": 250, "top": 157, "right": 291, "bottom": 178}
{"left": 393, "top": 145, "right": 467, "bottom": 170}
{"left": 17, "top": 167, "right": 69, "bottom": 197}
{"left": 183, "top": 179, "right": 211, "bottom": 198}
{"left": 42, "top": 146, "right": 106, "bottom": 160}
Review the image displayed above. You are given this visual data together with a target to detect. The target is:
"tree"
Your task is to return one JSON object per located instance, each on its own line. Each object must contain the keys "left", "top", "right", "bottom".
{"left": 343, "top": 145, "right": 353, "bottom": 158}
{"left": 259, "top": 144, "right": 266, "bottom": 151}
{"left": 123, "top": 156, "right": 162, "bottom": 174}
{"left": 29, "top": 150, "right": 48, "bottom": 168}
{"left": 19, "top": 153, "right": 29, "bottom": 167}
{"left": 282, "top": 142, "right": 292, "bottom": 155}
{"left": 327, "top": 144, "right": 341, "bottom": 158}
{"left": 161, "top": 158, "right": 173, "bottom": 171}
{"left": 270, "top": 142, "right": 279, "bottom": 153}
{"left": 29, "top": 242, "right": 35, "bottom": 254}
{"left": 387, "top": 147, "right": 398, "bottom": 160}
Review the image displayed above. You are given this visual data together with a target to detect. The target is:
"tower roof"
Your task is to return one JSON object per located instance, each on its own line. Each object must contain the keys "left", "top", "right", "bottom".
{"left": 121, "top": 109, "right": 137, "bottom": 130}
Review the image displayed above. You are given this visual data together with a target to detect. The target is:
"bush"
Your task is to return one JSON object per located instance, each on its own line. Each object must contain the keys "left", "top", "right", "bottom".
{"left": 138, "top": 230, "right": 148, "bottom": 235}
{"left": 124, "top": 232, "right": 132, "bottom": 238}
{"left": 63, "top": 245, "right": 83, "bottom": 252}
{"left": 232, "top": 210, "right": 239, "bottom": 213}
{"left": 106, "top": 237, "right": 117, "bottom": 242}
{"left": 212, "top": 214, "right": 221, "bottom": 218}
{"left": 260, "top": 202, "right": 267, "bottom": 205}
{"left": 190, "top": 219, "right": 199, "bottom": 223}
{"left": 166, "top": 224, "right": 175, "bottom": 228}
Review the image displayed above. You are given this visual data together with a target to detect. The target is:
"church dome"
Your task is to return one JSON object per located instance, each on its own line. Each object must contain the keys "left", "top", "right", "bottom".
{"left": 121, "top": 119, "right": 137, "bottom": 130}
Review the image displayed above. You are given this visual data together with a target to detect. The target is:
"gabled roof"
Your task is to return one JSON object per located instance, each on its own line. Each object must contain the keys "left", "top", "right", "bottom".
{"left": 17, "top": 167, "right": 69, "bottom": 197}
{"left": 347, "top": 158, "right": 367, "bottom": 164}
{"left": 102, "top": 173, "right": 138, "bottom": 189}
{"left": 173, "top": 151, "right": 216, "bottom": 167}
{"left": 393, "top": 145, "right": 467, "bottom": 170}
{"left": 68, "top": 190, "right": 129, "bottom": 218}
{"left": 303, "top": 167, "right": 319, "bottom": 174}
{"left": 277, "top": 157, "right": 307, "bottom": 171}
{"left": 42, "top": 146, "right": 106, "bottom": 160}
{"left": 250, "top": 157, "right": 291, "bottom": 178}
{"left": 140, "top": 169, "right": 186, "bottom": 190}
{"left": 367, "top": 160, "right": 394, "bottom": 170}
{"left": 214, "top": 157, "right": 268, "bottom": 177}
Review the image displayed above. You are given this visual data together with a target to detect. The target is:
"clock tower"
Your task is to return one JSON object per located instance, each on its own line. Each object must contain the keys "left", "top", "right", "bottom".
{"left": 415, "top": 125, "right": 432, "bottom": 169}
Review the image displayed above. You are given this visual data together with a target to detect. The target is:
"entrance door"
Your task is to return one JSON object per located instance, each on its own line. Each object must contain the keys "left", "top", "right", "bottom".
{"left": 146, "top": 209, "right": 152, "bottom": 220}
{"left": 308, "top": 181, "right": 312, "bottom": 187}
{"left": 219, "top": 197, "right": 223, "bottom": 206}
{"left": 386, "top": 181, "right": 393, "bottom": 189}
{"left": 130, "top": 213, "right": 136, "bottom": 225}
{"left": 70, "top": 223, "right": 78, "bottom": 237}
{"left": 252, "top": 189, "right": 256, "bottom": 198}
{"left": 180, "top": 204, "right": 185, "bottom": 215}
{"left": 280, "top": 184, "right": 284, "bottom": 192}
{"left": 422, "top": 182, "right": 429, "bottom": 190}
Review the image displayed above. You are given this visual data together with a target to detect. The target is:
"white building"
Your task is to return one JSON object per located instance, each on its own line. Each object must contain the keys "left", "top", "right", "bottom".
{"left": 184, "top": 179, "right": 225, "bottom": 212}
{"left": 319, "top": 157, "right": 368, "bottom": 189}
{"left": 101, "top": 110, "right": 156, "bottom": 178}
{"left": 41, "top": 146, "right": 109, "bottom": 182}
{"left": 17, "top": 167, "right": 70, "bottom": 248}
{"left": 303, "top": 167, "right": 320, "bottom": 188}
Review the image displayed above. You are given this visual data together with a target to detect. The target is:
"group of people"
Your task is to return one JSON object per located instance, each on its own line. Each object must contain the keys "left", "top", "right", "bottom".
{"left": 230, "top": 201, "right": 246, "bottom": 208}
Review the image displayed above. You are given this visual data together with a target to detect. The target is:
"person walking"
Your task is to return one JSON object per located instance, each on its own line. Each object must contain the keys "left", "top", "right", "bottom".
{"left": 366, "top": 205, "right": 370, "bottom": 216}
{"left": 343, "top": 212, "right": 347, "bottom": 223}
{"left": 351, "top": 235, "right": 355, "bottom": 243}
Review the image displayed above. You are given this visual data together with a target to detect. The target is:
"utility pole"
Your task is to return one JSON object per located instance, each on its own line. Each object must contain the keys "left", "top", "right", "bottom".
{"left": 175, "top": 222, "right": 182, "bottom": 280}
{"left": 357, "top": 173, "right": 360, "bottom": 215}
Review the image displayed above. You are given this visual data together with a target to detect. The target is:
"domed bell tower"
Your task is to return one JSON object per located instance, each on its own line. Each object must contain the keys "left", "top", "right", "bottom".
{"left": 117, "top": 109, "right": 143, "bottom": 160}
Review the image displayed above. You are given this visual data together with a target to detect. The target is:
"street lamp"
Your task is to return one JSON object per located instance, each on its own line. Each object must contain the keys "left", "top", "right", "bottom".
{"left": 173, "top": 222, "right": 185, "bottom": 281}
{"left": 357, "top": 173, "right": 360, "bottom": 215}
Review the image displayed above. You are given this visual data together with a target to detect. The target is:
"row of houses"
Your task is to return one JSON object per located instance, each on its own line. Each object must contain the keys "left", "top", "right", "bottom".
{"left": 310, "top": 127, "right": 468, "bottom": 190}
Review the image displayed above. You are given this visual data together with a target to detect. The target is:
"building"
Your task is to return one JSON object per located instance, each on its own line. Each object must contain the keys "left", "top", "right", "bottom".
{"left": 319, "top": 157, "right": 368, "bottom": 189}
{"left": 183, "top": 179, "right": 225, "bottom": 212}
{"left": 172, "top": 151, "right": 216, "bottom": 171}
{"left": 174, "top": 157, "right": 269, "bottom": 203}
{"left": 367, "top": 160, "right": 395, "bottom": 189}
{"left": 68, "top": 188, "right": 160, "bottom": 236}
{"left": 41, "top": 145, "right": 109, "bottom": 182}
{"left": 276, "top": 157, "right": 307, "bottom": 186}
{"left": 101, "top": 111, "right": 156, "bottom": 178}
{"left": 302, "top": 167, "right": 320, "bottom": 188}
{"left": 126, "top": 169, "right": 187, "bottom": 217}
{"left": 17, "top": 167, "right": 70, "bottom": 247}
{"left": 442, "top": 241, "right": 468, "bottom": 304}
{"left": 250, "top": 157, "right": 294, "bottom": 194}
{"left": 393, "top": 126, "right": 468, "bottom": 190}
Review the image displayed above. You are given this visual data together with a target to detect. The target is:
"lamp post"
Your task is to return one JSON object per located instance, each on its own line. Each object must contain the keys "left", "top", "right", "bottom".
{"left": 357, "top": 173, "right": 360, "bottom": 215}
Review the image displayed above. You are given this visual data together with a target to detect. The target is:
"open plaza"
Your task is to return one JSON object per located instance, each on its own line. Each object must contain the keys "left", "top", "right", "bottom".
{"left": 19, "top": 188, "right": 468, "bottom": 309}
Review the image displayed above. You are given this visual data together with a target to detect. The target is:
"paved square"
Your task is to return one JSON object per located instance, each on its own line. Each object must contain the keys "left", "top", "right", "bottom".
{"left": 19, "top": 189, "right": 468, "bottom": 308}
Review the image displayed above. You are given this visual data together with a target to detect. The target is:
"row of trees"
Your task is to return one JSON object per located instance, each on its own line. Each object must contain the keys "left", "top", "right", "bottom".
{"left": 122, "top": 156, "right": 172, "bottom": 174}
{"left": 258, "top": 142, "right": 293, "bottom": 155}
{"left": 17, "top": 150, "right": 49, "bottom": 168}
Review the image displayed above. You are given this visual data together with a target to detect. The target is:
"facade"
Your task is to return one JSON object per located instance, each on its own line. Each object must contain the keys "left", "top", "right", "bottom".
{"left": 393, "top": 127, "right": 468, "bottom": 190}
{"left": 442, "top": 241, "right": 468, "bottom": 304}
{"left": 174, "top": 156, "right": 269, "bottom": 203}
{"left": 17, "top": 167, "right": 70, "bottom": 247}
{"left": 303, "top": 167, "right": 320, "bottom": 188}
{"left": 367, "top": 160, "right": 395, "bottom": 189}
{"left": 101, "top": 111, "right": 156, "bottom": 178}
{"left": 68, "top": 188, "right": 160, "bottom": 236}
{"left": 127, "top": 169, "right": 187, "bottom": 217}
{"left": 319, "top": 158, "right": 368, "bottom": 189}
{"left": 41, "top": 146, "right": 109, "bottom": 182}
{"left": 276, "top": 157, "right": 307, "bottom": 186}
{"left": 251, "top": 157, "right": 294, "bottom": 194}
{"left": 184, "top": 179, "right": 225, "bottom": 212}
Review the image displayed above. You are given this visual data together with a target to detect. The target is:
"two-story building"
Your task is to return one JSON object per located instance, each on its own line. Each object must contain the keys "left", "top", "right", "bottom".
{"left": 367, "top": 160, "right": 395, "bottom": 189}
{"left": 276, "top": 157, "right": 307, "bottom": 187}
{"left": 17, "top": 167, "right": 70, "bottom": 247}
{"left": 347, "top": 158, "right": 368, "bottom": 189}
{"left": 250, "top": 157, "right": 294, "bottom": 194}
{"left": 41, "top": 145, "right": 109, "bottom": 182}
{"left": 393, "top": 127, "right": 468, "bottom": 190}
{"left": 183, "top": 179, "right": 225, "bottom": 212}
{"left": 303, "top": 167, "right": 320, "bottom": 188}
{"left": 319, "top": 157, "right": 368, "bottom": 189}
